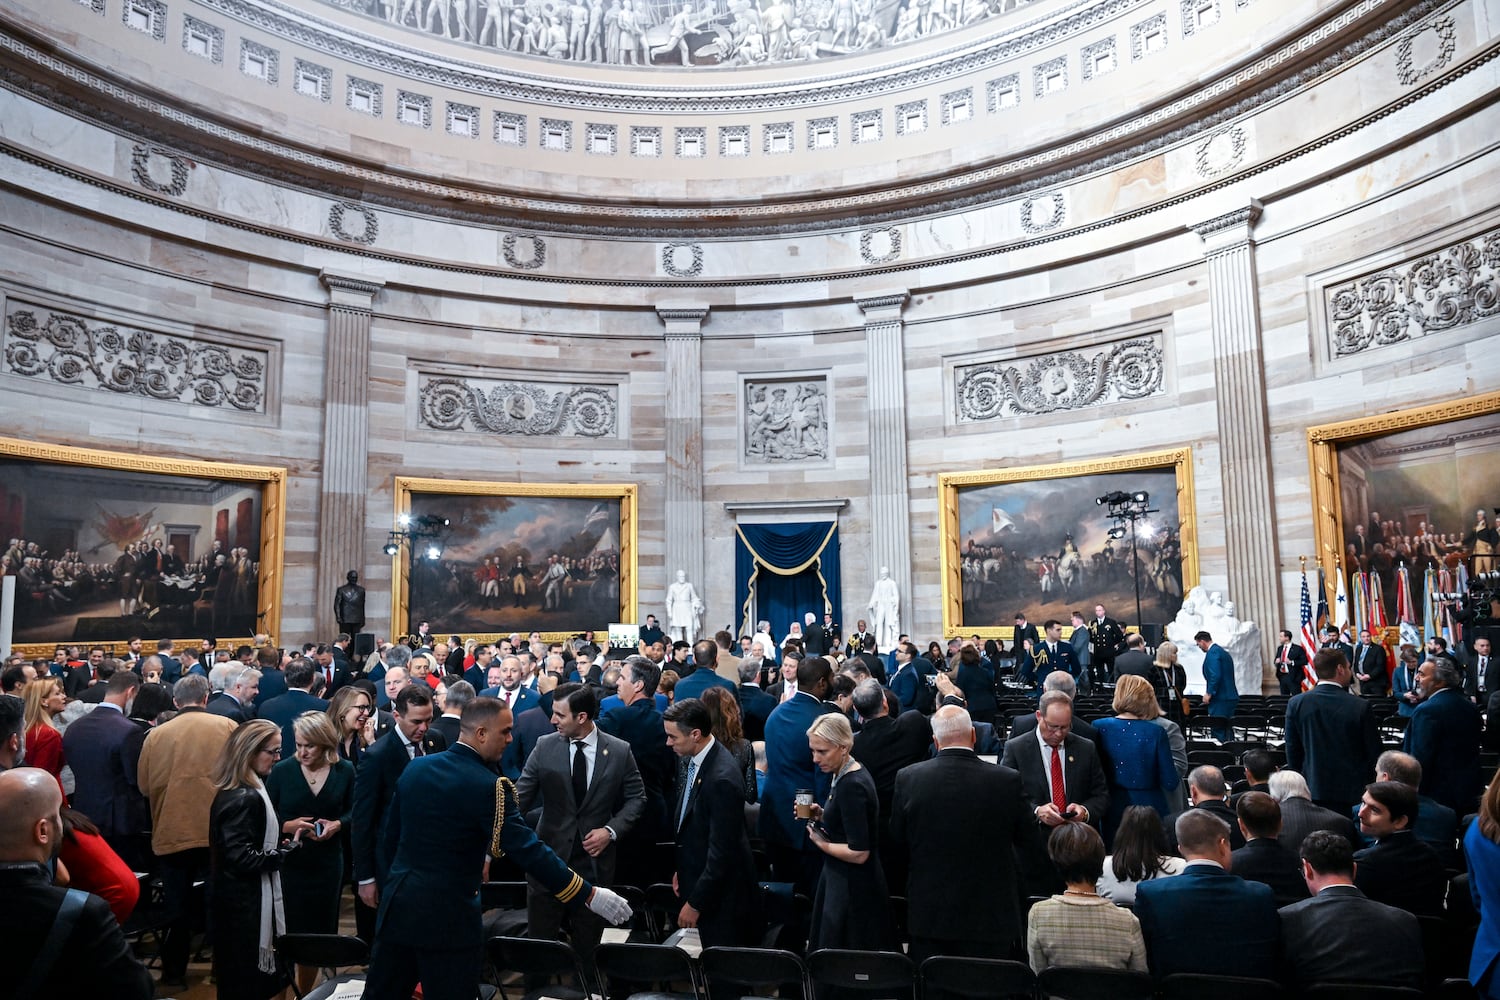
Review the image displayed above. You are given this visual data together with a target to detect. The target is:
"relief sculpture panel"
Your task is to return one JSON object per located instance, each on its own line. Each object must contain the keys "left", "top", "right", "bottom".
{"left": 743, "top": 375, "right": 830, "bottom": 463}
{"left": 954, "top": 334, "right": 1165, "bottom": 422}
{"left": 417, "top": 373, "right": 620, "bottom": 437}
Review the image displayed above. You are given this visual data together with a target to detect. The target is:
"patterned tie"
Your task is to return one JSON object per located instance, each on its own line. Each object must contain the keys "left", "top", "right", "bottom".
{"left": 678, "top": 759, "right": 697, "bottom": 830}
{"left": 1050, "top": 746, "right": 1066, "bottom": 814}
{"left": 411, "top": 739, "right": 423, "bottom": 759}
{"left": 572, "top": 740, "right": 589, "bottom": 804}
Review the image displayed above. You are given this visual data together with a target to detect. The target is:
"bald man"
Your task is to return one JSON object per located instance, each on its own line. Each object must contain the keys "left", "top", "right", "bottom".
{"left": 0, "top": 768, "right": 153, "bottom": 998}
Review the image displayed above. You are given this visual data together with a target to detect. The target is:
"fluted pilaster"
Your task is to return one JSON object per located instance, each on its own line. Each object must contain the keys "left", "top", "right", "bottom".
{"left": 658, "top": 304, "right": 708, "bottom": 599}
{"left": 856, "top": 290, "right": 913, "bottom": 641}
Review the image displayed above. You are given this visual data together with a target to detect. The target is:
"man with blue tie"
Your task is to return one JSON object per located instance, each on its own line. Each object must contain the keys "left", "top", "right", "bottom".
{"left": 1196, "top": 630, "right": 1237, "bottom": 740}
{"left": 1352, "top": 629, "right": 1389, "bottom": 697}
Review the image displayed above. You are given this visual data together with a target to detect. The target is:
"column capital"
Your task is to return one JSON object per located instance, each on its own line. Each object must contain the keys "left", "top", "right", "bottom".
{"left": 320, "top": 271, "right": 385, "bottom": 310}
{"left": 1190, "top": 200, "right": 1264, "bottom": 250}
{"left": 657, "top": 303, "right": 710, "bottom": 338}
{"left": 854, "top": 289, "right": 910, "bottom": 320}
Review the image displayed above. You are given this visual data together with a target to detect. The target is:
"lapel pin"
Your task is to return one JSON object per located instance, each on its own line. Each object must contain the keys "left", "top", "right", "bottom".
{"left": 1068, "top": 756, "right": 1075, "bottom": 763}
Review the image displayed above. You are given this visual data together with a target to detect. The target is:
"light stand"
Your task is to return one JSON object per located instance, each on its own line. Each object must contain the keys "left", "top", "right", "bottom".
{"left": 1096, "top": 490, "right": 1159, "bottom": 633}
{"left": 383, "top": 513, "right": 451, "bottom": 561}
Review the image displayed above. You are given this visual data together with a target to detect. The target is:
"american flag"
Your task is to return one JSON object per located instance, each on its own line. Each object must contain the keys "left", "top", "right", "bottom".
{"left": 1299, "top": 569, "right": 1319, "bottom": 691}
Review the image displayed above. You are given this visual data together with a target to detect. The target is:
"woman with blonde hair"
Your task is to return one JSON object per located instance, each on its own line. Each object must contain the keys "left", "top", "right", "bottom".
{"left": 1152, "top": 640, "right": 1189, "bottom": 725}
{"left": 21, "top": 674, "right": 67, "bottom": 786}
{"left": 1127, "top": 658, "right": 1189, "bottom": 812}
{"left": 803, "top": 711, "right": 895, "bottom": 952}
{"left": 209, "top": 719, "right": 300, "bottom": 1000}
{"left": 268, "top": 712, "right": 354, "bottom": 991}
{"left": 1093, "top": 674, "right": 1177, "bottom": 845}
{"left": 327, "top": 684, "right": 374, "bottom": 767}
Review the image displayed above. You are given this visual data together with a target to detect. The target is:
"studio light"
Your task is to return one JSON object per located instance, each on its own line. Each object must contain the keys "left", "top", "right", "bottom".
{"left": 384, "top": 512, "right": 451, "bottom": 561}
{"left": 1099, "top": 486, "right": 1162, "bottom": 632}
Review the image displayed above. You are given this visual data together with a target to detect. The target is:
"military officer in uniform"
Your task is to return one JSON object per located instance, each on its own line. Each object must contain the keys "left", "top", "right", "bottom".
{"left": 365, "top": 697, "right": 632, "bottom": 1000}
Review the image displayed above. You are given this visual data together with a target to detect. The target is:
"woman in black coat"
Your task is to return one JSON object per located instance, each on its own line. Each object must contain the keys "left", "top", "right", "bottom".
{"left": 209, "top": 720, "right": 300, "bottom": 1000}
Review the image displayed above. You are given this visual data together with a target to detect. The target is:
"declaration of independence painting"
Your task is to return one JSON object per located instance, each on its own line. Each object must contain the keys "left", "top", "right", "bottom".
{"left": 1337, "top": 411, "right": 1500, "bottom": 619}
{"left": 941, "top": 451, "right": 1194, "bottom": 634}
{"left": 0, "top": 439, "right": 285, "bottom": 647}
{"left": 398, "top": 480, "right": 636, "bottom": 637}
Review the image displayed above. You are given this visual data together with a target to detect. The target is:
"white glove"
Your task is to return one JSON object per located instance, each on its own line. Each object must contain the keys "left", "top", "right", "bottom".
{"left": 586, "top": 886, "right": 633, "bottom": 926}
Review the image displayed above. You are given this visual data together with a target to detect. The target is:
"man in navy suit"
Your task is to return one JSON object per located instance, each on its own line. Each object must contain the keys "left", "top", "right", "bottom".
{"left": 757, "top": 655, "right": 836, "bottom": 892}
{"left": 367, "top": 697, "right": 632, "bottom": 1000}
{"left": 153, "top": 638, "right": 183, "bottom": 685}
{"left": 257, "top": 660, "right": 330, "bottom": 760}
{"left": 1196, "top": 630, "right": 1238, "bottom": 740}
{"left": 598, "top": 657, "right": 677, "bottom": 886}
{"left": 1272, "top": 630, "right": 1310, "bottom": 696}
{"left": 1351, "top": 628, "right": 1390, "bottom": 696}
{"left": 251, "top": 646, "right": 287, "bottom": 711}
{"left": 887, "top": 641, "right": 929, "bottom": 714}
{"left": 1135, "top": 809, "right": 1279, "bottom": 979}
{"left": 663, "top": 697, "right": 761, "bottom": 947}
{"left": 352, "top": 684, "right": 447, "bottom": 939}
{"left": 674, "top": 640, "right": 736, "bottom": 702}
{"left": 481, "top": 656, "right": 538, "bottom": 716}
{"left": 735, "top": 659, "right": 777, "bottom": 742}
{"left": 1284, "top": 648, "right": 1380, "bottom": 817}
{"left": 61, "top": 670, "right": 149, "bottom": 868}
{"left": 1404, "top": 657, "right": 1483, "bottom": 813}
{"left": 205, "top": 665, "right": 259, "bottom": 724}
{"left": 1353, "top": 780, "right": 1449, "bottom": 917}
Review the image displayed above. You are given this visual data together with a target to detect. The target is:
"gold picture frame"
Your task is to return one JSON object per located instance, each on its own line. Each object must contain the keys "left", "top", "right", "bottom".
{"left": 391, "top": 477, "right": 638, "bottom": 643}
{"left": 1307, "top": 391, "right": 1500, "bottom": 582}
{"left": 0, "top": 436, "right": 287, "bottom": 658}
{"left": 938, "top": 448, "right": 1198, "bottom": 639}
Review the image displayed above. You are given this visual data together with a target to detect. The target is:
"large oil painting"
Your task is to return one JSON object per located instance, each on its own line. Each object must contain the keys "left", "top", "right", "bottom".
{"left": 1310, "top": 395, "right": 1500, "bottom": 628}
{"left": 939, "top": 449, "right": 1198, "bottom": 638}
{"left": 0, "top": 437, "right": 286, "bottom": 654}
{"left": 393, "top": 478, "right": 637, "bottom": 639}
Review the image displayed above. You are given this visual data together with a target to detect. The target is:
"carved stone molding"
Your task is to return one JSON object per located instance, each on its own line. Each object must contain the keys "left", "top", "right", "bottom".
{"left": 129, "top": 144, "right": 190, "bottom": 196}
{"left": 743, "top": 375, "right": 830, "bottom": 464}
{"left": 1193, "top": 125, "right": 1247, "bottom": 178}
{"left": 3, "top": 302, "right": 268, "bottom": 411}
{"left": 955, "top": 335, "right": 1165, "bottom": 422}
{"left": 502, "top": 233, "right": 547, "bottom": 270}
{"left": 328, "top": 201, "right": 379, "bottom": 244}
{"left": 417, "top": 374, "right": 619, "bottom": 437}
{"left": 1326, "top": 226, "right": 1500, "bottom": 357}
{"left": 1396, "top": 16, "right": 1456, "bottom": 85}
{"left": 661, "top": 244, "right": 704, "bottom": 279}
{"left": 1191, "top": 201, "right": 1263, "bottom": 240}
{"left": 860, "top": 228, "right": 902, "bottom": 265}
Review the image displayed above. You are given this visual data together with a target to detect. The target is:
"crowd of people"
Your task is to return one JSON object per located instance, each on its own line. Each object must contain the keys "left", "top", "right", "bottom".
{"left": 3, "top": 605, "right": 1500, "bottom": 999}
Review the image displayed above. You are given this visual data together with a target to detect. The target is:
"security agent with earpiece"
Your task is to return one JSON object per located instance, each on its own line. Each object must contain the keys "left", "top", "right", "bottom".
{"left": 365, "top": 696, "right": 632, "bottom": 1000}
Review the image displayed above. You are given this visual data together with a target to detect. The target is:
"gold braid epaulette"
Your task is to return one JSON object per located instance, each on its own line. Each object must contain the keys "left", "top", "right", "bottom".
{"left": 490, "top": 776, "right": 516, "bottom": 858}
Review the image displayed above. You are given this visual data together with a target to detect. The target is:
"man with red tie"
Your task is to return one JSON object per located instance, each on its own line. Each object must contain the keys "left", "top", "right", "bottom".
{"left": 1275, "top": 629, "right": 1310, "bottom": 696}
{"left": 482, "top": 656, "right": 539, "bottom": 715}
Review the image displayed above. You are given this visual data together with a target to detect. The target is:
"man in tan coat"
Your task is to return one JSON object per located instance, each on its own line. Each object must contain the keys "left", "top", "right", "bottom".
{"left": 136, "top": 674, "right": 237, "bottom": 989}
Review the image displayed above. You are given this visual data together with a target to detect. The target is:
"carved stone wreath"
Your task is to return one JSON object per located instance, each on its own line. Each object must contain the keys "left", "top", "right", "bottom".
{"left": 1327, "top": 228, "right": 1500, "bottom": 356}
{"left": 1194, "top": 126, "right": 1247, "bottom": 178}
{"left": 956, "top": 336, "right": 1165, "bottom": 421}
{"left": 4, "top": 306, "right": 266, "bottom": 411}
{"left": 418, "top": 377, "right": 618, "bottom": 438}
{"left": 502, "top": 233, "right": 547, "bottom": 270}
{"left": 661, "top": 243, "right": 705, "bottom": 279}
{"left": 1020, "top": 192, "right": 1067, "bottom": 234}
{"left": 130, "top": 144, "right": 191, "bottom": 196}
{"left": 328, "top": 202, "right": 379, "bottom": 244}
{"left": 1396, "top": 16, "right": 1457, "bottom": 86}
{"left": 860, "top": 227, "right": 902, "bottom": 264}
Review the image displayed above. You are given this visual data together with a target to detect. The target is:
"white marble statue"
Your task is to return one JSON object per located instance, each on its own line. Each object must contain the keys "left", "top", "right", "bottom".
{"left": 665, "top": 569, "right": 704, "bottom": 644}
{"left": 1166, "top": 585, "right": 1264, "bottom": 696}
{"left": 867, "top": 566, "right": 901, "bottom": 653}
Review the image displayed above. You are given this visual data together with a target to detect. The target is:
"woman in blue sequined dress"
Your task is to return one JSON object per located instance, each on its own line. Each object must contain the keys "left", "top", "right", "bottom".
{"left": 1093, "top": 675, "right": 1178, "bottom": 846}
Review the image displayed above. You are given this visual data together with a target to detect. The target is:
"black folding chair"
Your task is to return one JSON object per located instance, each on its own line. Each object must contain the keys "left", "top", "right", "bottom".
{"left": 486, "top": 936, "right": 592, "bottom": 1000}
{"left": 699, "top": 946, "right": 807, "bottom": 1000}
{"left": 1036, "top": 966, "right": 1154, "bottom": 1000}
{"left": 593, "top": 941, "right": 702, "bottom": 1000}
{"left": 276, "top": 934, "right": 370, "bottom": 1000}
{"left": 918, "top": 955, "right": 1037, "bottom": 1000}
{"left": 1160, "top": 973, "right": 1285, "bottom": 1000}
{"left": 1303, "top": 986, "right": 1424, "bottom": 1000}
{"left": 1186, "top": 749, "right": 1234, "bottom": 767}
{"left": 806, "top": 949, "right": 914, "bottom": 1000}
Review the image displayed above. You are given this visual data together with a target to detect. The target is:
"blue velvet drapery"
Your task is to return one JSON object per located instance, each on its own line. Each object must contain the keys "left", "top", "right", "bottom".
{"left": 733, "top": 521, "right": 841, "bottom": 640}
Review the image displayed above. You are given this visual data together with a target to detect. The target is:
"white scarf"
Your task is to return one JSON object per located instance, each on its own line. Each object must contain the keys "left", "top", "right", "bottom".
{"left": 252, "top": 781, "right": 286, "bottom": 975}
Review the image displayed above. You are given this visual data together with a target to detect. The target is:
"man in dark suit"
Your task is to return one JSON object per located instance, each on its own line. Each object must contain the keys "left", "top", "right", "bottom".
{"left": 887, "top": 641, "right": 931, "bottom": 715}
{"left": 758, "top": 655, "right": 836, "bottom": 892}
{"left": 1269, "top": 771, "right": 1360, "bottom": 853}
{"left": 851, "top": 637, "right": 887, "bottom": 686}
{"left": 205, "top": 665, "right": 259, "bottom": 724}
{"left": 481, "top": 656, "right": 539, "bottom": 716}
{"left": 891, "top": 705, "right": 1039, "bottom": 967}
{"left": 851, "top": 681, "right": 932, "bottom": 891}
{"left": 1320, "top": 626, "right": 1355, "bottom": 669}
{"left": 366, "top": 698, "right": 632, "bottom": 1000}
{"left": 518, "top": 683, "right": 646, "bottom": 980}
{"left": 801, "top": 612, "right": 828, "bottom": 656}
{"left": 431, "top": 679, "right": 473, "bottom": 747}
{"left": 1353, "top": 780, "right": 1448, "bottom": 917}
{"left": 1405, "top": 657, "right": 1483, "bottom": 813}
{"left": 251, "top": 646, "right": 287, "bottom": 711}
{"left": 675, "top": 640, "right": 737, "bottom": 702}
{"left": 0, "top": 768, "right": 155, "bottom": 999}
{"left": 1166, "top": 766, "right": 1245, "bottom": 851}
{"left": 1351, "top": 628, "right": 1389, "bottom": 696}
{"left": 1196, "top": 630, "right": 1238, "bottom": 740}
{"left": 1010, "top": 613, "right": 1040, "bottom": 660}
{"left": 1088, "top": 605, "right": 1127, "bottom": 684}
{"left": 1464, "top": 635, "right": 1498, "bottom": 709}
{"left": 352, "top": 684, "right": 446, "bottom": 939}
{"left": 314, "top": 643, "right": 353, "bottom": 699}
{"left": 62, "top": 670, "right": 149, "bottom": 868}
{"left": 663, "top": 697, "right": 761, "bottom": 947}
{"left": 845, "top": 620, "right": 874, "bottom": 658}
{"left": 1272, "top": 629, "right": 1310, "bottom": 696}
{"left": 1285, "top": 648, "right": 1380, "bottom": 817}
{"left": 1112, "top": 633, "right": 1154, "bottom": 681}
{"left": 1007, "top": 672, "right": 1102, "bottom": 748}
{"left": 153, "top": 638, "right": 183, "bottom": 685}
{"left": 735, "top": 659, "right": 777, "bottom": 742}
{"left": 1000, "top": 690, "right": 1110, "bottom": 895}
{"left": 1135, "top": 809, "right": 1279, "bottom": 979}
{"left": 598, "top": 656, "right": 677, "bottom": 887}
{"left": 501, "top": 676, "right": 559, "bottom": 776}
{"left": 1230, "top": 792, "right": 1308, "bottom": 905}
{"left": 1279, "top": 830, "right": 1423, "bottom": 991}
{"left": 257, "top": 660, "right": 329, "bottom": 759}
{"left": 1351, "top": 750, "right": 1460, "bottom": 862}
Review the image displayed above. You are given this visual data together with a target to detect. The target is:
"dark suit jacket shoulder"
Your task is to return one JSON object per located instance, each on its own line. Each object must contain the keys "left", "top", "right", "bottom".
{"left": 674, "top": 740, "right": 758, "bottom": 945}
{"left": 852, "top": 712, "right": 933, "bottom": 820}
{"left": 1353, "top": 832, "right": 1448, "bottom": 917}
{"left": 351, "top": 727, "right": 446, "bottom": 883}
{"left": 1278, "top": 885, "right": 1423, "bottom": 988}
{"left": 1134, "top": 864, "right": 1278, "bottom": 979}
{"left": 1230, "top": 838, "right": 1309, "bottom": 905}
{"left": 1284, "top": 684, "right": 1379, "bottom": 805}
